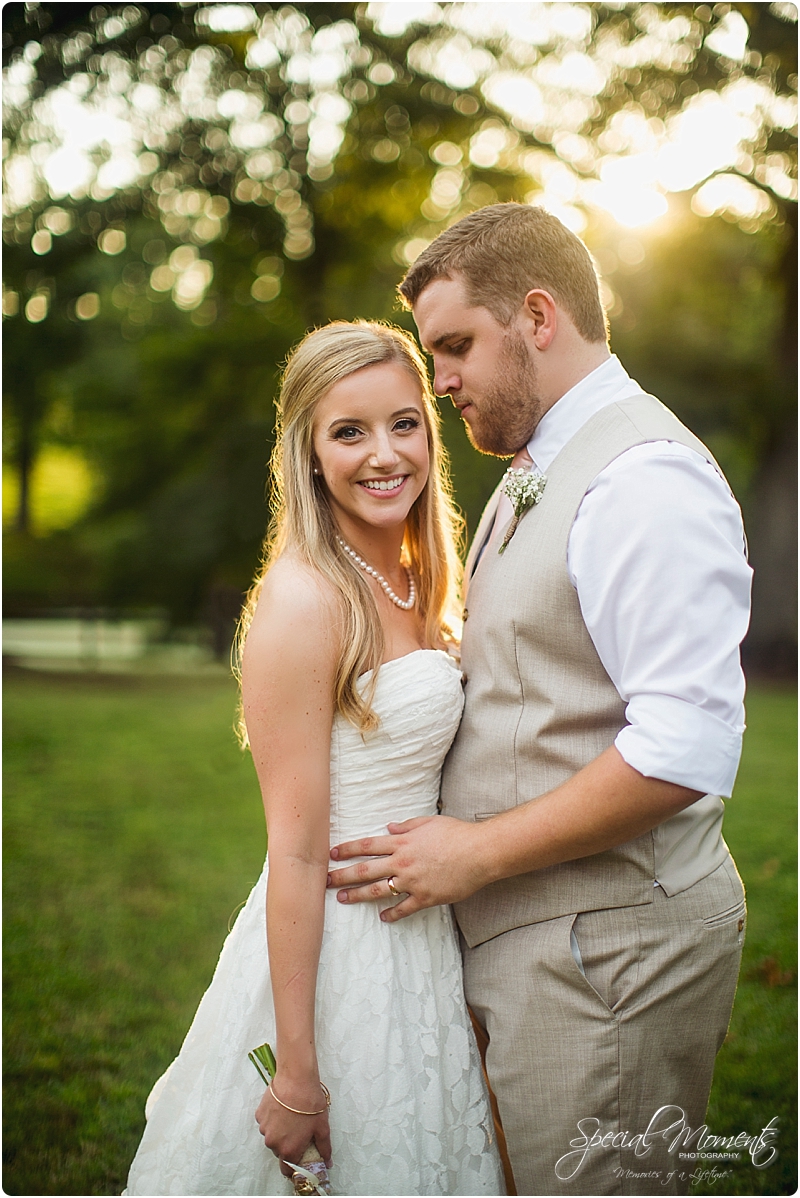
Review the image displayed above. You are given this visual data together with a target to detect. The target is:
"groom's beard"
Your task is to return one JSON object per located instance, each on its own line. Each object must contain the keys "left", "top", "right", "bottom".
{"left": 461, "top": 329, "right": 543, "bottom": 457}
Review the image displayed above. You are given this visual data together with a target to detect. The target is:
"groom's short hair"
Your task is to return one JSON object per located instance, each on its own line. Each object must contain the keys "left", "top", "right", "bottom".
{"left": 398, "top": 203, "right": 608, "bottom": 343}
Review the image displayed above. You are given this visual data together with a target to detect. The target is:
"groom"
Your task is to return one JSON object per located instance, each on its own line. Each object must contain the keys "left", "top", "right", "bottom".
{"left": 328, "top": 204, "right": 752, "bottom": 1195}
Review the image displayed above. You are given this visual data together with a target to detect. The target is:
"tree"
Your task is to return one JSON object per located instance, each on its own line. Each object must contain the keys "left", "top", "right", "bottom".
{"left": 3, "top": 2, "right": 796, "bottom": 663}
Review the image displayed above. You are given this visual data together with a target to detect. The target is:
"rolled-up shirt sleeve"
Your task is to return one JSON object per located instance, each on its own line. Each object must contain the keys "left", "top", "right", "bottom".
{"left": 566, "top": 441, "right": 753, "bottom": 798}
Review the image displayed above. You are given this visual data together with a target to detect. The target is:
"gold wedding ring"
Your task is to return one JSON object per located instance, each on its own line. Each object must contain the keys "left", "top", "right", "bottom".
{"left": 387, "top": 877, "right": 402, "bottom": 897}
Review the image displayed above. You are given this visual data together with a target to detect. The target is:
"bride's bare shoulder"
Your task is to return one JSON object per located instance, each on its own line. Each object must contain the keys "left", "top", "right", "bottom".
{"left": 258, "top": 553, "right": 340, "bottom": 614}
{"left": 244, "top": 554, "right": 340, "bottom": 672}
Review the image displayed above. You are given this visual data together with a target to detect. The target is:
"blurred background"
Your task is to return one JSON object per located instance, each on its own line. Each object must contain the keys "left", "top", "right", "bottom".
{"left": 3, "top": 3, "right": 797, "bottom": 1195}
{"left": 2, "top": 0, "right": 797, "bottom": 669}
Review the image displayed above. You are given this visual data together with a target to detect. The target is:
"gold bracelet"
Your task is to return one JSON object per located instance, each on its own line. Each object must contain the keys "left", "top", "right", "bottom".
{"left": 268, "top": 1081, "right": 331, "bottom": 1116}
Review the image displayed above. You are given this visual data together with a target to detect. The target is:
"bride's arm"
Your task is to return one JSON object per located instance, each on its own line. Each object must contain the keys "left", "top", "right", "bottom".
{"left": 242, "top": 560, "right": 338, "bottom": 1175}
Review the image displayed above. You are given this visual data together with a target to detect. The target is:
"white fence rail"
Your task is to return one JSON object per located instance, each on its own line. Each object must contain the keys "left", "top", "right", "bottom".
{"left": 2, "top": 618, "right": 226, "bottom": 674}
{"left": 3, "top": 619, "right": 152, "bottom": 661}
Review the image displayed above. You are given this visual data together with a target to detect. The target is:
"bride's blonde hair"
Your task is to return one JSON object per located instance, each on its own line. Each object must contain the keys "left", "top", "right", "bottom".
{"left": 235, "top": 320, "right": 463, "bottom": 743}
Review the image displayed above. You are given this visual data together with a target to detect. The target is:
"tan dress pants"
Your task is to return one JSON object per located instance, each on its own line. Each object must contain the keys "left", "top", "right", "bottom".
{"left": 463, "top": 856, "right": 745, "bottom": 1197}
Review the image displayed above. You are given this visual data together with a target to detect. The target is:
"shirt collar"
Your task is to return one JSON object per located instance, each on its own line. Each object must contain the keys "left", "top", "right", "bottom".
{"left": 526, "top": 355, "right": 644, "bottom": 473}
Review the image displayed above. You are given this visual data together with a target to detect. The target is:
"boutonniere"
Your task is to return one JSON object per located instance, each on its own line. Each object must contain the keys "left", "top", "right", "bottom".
{"left": 498, "top": 467, "right": 547, "bottom": 553}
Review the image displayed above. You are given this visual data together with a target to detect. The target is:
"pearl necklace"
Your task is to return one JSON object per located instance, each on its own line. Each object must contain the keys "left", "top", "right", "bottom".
{"left": 336, "top": 536, "right": 416, "bottom": 611}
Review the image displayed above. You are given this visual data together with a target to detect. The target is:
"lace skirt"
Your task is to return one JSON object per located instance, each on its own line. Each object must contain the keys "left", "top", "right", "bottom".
{"left": 123, "top": 858, "right": 505, "bottom": 1196}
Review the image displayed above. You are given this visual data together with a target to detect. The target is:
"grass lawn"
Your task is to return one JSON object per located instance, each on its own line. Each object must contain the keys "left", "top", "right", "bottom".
{"left": 694, "top": 686, "right": 797, "bottom": 1197}
{"left": 3, "top": 669, "right": 266, "bottom": 1197}
{"left": 3, "top": 669, "right": 797, "bottom": 1196}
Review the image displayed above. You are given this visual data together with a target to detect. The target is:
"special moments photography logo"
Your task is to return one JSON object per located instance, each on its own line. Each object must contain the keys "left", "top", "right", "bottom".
{"left": 554, "top": 1105, "right": 780, "bottom": 1184}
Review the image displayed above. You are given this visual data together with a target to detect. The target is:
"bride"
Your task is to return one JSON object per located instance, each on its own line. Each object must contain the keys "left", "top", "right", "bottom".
{"left": 123, "top": 321, "right": 505, "bottom": 1197}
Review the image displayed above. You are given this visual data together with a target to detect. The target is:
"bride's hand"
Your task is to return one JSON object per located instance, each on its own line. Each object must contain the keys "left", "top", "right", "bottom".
{"left": 255, "top": 1076, "right": 332, "bottom": 1178}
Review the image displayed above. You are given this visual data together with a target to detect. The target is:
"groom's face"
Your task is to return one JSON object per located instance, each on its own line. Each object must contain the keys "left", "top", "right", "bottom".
{"left": 414, "top": 274, "right": 543, "bottom": 457}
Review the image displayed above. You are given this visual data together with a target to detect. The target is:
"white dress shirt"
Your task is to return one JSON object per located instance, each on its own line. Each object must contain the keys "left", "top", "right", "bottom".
{"left": 526, "top": 355, "right": 752, "bottom": 804}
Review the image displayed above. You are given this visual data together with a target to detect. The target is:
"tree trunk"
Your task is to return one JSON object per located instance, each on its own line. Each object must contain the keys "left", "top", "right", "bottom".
{"left": 16, "top": 418, "right": 33, "bottom": 534}
{"left": 743, "top": 201, "right": 797, "bottom": 678}
{"left": 743, "top": 424, "right": 797, "bottom": 677}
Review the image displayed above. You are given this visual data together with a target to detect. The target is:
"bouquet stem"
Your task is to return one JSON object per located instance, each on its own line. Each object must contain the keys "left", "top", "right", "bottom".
{"left": 498, "top": 513, "right": 520, "bottom": 554}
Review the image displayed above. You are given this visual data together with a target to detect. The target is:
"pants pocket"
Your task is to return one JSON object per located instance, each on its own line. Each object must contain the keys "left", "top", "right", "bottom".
{"left": 570, "top": 909, "right": 641, "bottom": 1014}
{"left": 702, "top": 896, "right": 746, "bottom": 950}
{"left": 702, "top": 897, "right": 746, "bottom": 929}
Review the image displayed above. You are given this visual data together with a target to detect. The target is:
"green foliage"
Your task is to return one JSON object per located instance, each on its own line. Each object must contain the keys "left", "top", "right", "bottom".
{"left": 1, "top": 2, "right": 796, "bottom": 624}
{"left": 608, "top": 200, "right": 793, "bottom": 503}
{"left": 2, "top": 672, "right": 796, "bottom": 1195}
{"left": 2, "top": 526, "right": 100, "bottom": 612}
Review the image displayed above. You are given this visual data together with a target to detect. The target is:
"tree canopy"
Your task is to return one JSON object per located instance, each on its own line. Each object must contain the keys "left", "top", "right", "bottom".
{"left": 2, "top": 1, "right": 797, "bottom": 666}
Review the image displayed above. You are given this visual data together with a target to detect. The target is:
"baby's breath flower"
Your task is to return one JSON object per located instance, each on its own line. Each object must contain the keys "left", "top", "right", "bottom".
{"left": 498, "top": 467, "right": 547, "bottom": 553}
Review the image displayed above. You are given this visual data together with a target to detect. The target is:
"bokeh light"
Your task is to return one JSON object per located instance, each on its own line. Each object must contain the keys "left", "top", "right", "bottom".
{"left": 1, "top": 1, "right": 796, "bottom": 317}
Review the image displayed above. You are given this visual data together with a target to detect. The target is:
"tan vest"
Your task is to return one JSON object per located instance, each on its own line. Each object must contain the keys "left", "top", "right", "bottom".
{"left": 441, "top": 395, "right": 728, "bottom": 948}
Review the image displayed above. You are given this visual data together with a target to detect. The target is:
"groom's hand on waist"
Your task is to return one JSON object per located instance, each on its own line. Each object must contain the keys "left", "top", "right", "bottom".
{"left": 328, "top": 750, "right": 701, "bottom": 922}
{"left": 327, "top": 816, "right": 489, "bottom": 922}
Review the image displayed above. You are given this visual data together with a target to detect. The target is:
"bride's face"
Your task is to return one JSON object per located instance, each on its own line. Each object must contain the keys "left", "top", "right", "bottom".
{"left": 311, "top": 361, "right": 430, "bottom": 538}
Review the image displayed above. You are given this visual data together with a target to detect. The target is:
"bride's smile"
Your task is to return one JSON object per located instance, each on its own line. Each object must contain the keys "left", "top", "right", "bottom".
{"left": 357, "top": 473, "right": 407, "bottom": 493}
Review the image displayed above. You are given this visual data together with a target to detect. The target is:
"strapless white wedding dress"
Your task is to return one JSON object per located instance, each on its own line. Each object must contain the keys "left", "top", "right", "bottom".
{"left": 124, "top": 649, "right": 505, "bottom": 1196}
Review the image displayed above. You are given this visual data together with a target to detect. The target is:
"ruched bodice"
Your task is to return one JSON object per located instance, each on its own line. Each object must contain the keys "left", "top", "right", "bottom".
{"left": 329, "top": 649, "right": 464, "bottom": 844}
